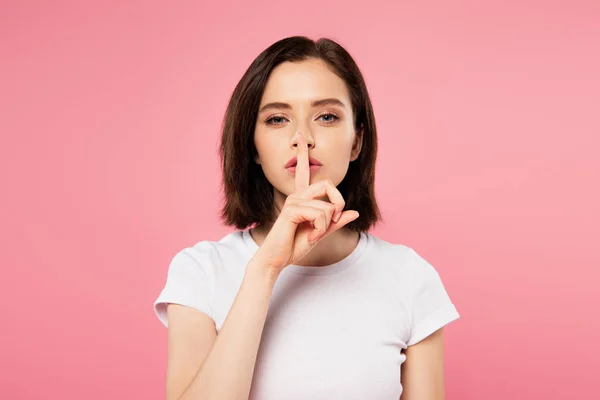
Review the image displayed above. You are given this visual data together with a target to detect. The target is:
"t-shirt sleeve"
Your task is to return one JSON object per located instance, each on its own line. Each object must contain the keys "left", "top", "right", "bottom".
{"left": 406, "top": 248, "right": 460, "bottom": 346}
{"left": 153, "top": 243, "right": 216, "bottom": 328}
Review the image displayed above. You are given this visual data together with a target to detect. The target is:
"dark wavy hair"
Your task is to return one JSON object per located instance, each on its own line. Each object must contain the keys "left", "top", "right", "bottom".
{"left": 218, "top": 36, "right": 382, "bottom": 232}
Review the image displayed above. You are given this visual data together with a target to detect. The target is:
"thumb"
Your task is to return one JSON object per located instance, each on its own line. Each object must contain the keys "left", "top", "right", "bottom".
{"left": 319, "top": 210, "right": 359, "bottom": 240}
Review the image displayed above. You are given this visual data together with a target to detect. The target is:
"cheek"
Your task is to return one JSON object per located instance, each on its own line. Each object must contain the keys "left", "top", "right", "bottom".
{"left": 255, "top": 140, "right": 288, "bottom": 178}
{"left": 255, "top": 142, "right": 279, "bottom": 167}
{"left": 254, "top": 134, "right": 271, "bottom": 162}
{"left": 328, "top": 136, "right": 355, "bottom": 159}
{"left": 324, "top": 139, "right": 354, "bottom": 179}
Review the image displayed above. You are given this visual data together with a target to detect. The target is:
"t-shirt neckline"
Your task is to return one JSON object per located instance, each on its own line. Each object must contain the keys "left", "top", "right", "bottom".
{"left": 241, "top": 228, "right": 369, "bottom": 276}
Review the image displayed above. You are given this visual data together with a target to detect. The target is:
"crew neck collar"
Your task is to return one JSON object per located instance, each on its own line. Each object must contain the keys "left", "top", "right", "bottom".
{"left": 241, "top": 228, "right": 369, "bottom": 276}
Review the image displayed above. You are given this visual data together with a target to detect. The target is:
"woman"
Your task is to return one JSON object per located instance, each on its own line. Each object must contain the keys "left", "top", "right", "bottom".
{"left": 154, "top": 36, "right": 460, "bottom": 400}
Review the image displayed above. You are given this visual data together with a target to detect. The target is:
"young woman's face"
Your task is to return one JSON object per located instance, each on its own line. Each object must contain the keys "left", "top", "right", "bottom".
{"left": 254, "top": 58, "right": 363, "bottom": 206}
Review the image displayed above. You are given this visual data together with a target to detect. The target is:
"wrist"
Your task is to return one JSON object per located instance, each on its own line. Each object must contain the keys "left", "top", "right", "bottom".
{"left": 246, "top": 255, "right": 281, "bottom": 285}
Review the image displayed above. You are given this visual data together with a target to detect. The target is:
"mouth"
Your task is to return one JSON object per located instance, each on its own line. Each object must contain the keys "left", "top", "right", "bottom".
{"left": 284, "top": 156, "right": 323, "bottom": 169}
{"left": 286, "top": 164, "right": 322, "bottom": 174}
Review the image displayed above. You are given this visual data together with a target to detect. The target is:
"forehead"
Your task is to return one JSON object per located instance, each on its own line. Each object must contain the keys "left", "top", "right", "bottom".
{"left": 260, "top": 59, "right": 350, "bottom": 106}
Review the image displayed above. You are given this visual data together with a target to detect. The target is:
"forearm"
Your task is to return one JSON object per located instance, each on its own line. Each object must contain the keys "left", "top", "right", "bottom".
{"left": 177, "top": 257, "right": 279, "bottom": 400}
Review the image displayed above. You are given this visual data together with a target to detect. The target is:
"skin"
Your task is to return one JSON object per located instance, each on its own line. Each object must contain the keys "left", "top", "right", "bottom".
{"left": 251, "top": 58, "right": 363, "bottom": 267}
{"left": 400, "top": 328, "right": 447, "bottom": 400}
{"left": 250, "top": 57, "right": 447, "bottom": 399}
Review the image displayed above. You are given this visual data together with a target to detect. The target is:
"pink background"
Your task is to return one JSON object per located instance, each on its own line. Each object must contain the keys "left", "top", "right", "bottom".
{"left": 2, "top": 1, "right": 599, "bottom": 399}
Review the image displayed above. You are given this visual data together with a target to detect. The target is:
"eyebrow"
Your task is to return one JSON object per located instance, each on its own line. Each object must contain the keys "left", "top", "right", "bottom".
{"left": 258, "top": 98, "right": 346, "bottom": 114}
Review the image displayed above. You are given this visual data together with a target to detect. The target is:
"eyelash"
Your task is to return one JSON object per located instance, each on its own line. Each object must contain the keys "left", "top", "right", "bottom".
{"left": 265, "top": 113, "right": 340, "bottom": 126}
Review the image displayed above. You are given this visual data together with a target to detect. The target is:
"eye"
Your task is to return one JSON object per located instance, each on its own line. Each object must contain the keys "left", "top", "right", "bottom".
{"left": 265, "top": 115, "right": 288, "bottom": 126}
{"left": 317, "top": 113, "right": 340, "bottom": 124}
{"left": 265, "top": 113, "right": 340, "bottom": 126}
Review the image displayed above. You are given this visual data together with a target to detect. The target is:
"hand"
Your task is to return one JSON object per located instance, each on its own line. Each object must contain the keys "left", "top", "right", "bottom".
{"left": 254, "top": 132, "right": 359, "bottom": 273}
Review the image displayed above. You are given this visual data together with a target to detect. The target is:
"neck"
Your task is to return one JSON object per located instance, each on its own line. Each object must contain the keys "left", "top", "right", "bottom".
{"left": 250, "top": 222, "right": 360, "bottom": 267}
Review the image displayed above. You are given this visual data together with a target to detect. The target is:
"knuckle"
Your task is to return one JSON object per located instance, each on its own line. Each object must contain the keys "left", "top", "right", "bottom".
{"left": 325, "top": 202, "right": 336, "bottom": 214}
{"left": 318, "top": 209, "right": 327, "bottom": 224}
{"left": 286, "top": 193, "right": 299, "bottom": 202}
{"left": 323, "top": 179, "right": 334, "bottom": 187}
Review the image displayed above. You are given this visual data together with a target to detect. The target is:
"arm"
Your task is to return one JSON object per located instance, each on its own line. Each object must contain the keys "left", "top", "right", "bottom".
{"left": 166, "top": 257, "right": 280, "bottom": 400}
{"left": 400, "top": 327, "right": 446, "bottom": 400}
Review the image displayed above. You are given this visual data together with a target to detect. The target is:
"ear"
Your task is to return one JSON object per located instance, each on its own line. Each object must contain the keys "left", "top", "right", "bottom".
{"left": 350, "top": 125, "right": 364, "bottom": 162}
{"left": 254, "top": 151, "right": 261, "bottom": 165}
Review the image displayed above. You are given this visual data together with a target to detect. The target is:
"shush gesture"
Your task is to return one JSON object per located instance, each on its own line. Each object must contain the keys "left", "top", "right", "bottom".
{"left": 254, "top": 132, "right": 359, "bottom": 273}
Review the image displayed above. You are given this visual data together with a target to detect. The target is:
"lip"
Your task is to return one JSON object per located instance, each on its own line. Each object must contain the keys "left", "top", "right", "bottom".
{"left": 286, "top": 165, "right": 322, "bottom": 174}
{"left": 284, "top": 156, "right": 323, "bottom": 168}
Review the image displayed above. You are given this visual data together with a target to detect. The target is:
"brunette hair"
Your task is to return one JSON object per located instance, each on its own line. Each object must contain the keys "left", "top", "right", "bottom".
{"left": 218, "top": 35, "right": 382, "bottom": 232}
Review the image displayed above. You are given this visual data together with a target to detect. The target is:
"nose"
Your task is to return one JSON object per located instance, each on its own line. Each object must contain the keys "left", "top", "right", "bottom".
{"left": 292, "top": 131, "right": 315, "bottom": 149}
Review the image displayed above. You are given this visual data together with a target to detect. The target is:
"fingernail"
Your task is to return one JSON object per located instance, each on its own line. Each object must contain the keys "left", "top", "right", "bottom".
{"left": 334, "top": 211, "right": 341, "bottom": 223}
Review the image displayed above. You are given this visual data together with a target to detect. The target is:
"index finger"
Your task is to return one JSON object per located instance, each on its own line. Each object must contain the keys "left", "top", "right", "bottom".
{"left": 294, "top": 132, "right": 310, "bottom": 192}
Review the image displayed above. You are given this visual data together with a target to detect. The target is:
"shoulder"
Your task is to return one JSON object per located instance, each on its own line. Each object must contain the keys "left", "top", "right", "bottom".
{"left": 365, "top": 233, "right": 416, "bottom": 268}
{"left": 176, "top": 230, "right": 245, "bottom": 264}
{"left": 364, "top": 233, "right": 444, "bottom": 281}
{"left": 163, "top": 231, "right": 227, "bottom": 271}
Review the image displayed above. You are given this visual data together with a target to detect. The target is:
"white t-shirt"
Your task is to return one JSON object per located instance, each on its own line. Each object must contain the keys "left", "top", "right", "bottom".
{"left": 154, "top": 229, "right": 460, "bottom": 400}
